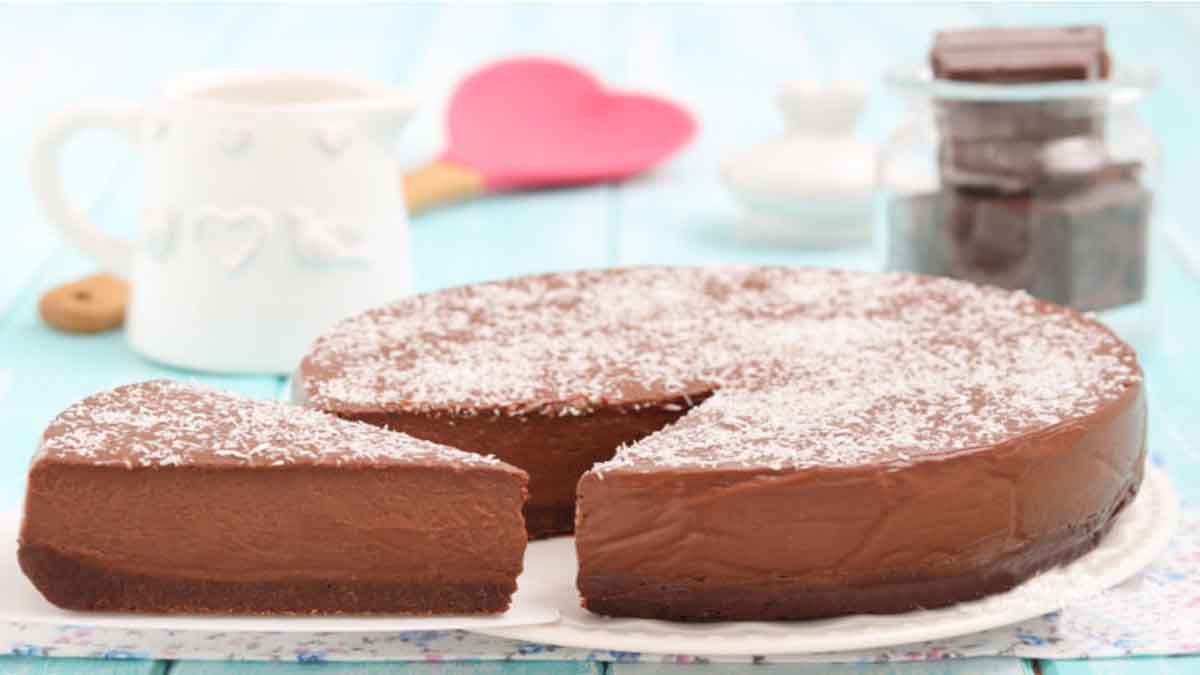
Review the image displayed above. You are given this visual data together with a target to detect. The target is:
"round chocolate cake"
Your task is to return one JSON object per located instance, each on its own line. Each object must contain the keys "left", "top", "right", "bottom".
{"left": 297, "top": 266, "right": 1145, "bottom": 621}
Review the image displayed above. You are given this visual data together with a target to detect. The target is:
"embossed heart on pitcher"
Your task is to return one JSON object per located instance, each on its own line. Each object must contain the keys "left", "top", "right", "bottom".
{"left": 193, "top": 207, "right": 270, "bottom": 272}
{"left": 313, "top": 124, "right": 352, "bottom": 157}
{"left": 219, "top": 128, "right": 252, "bottom": 156}
{"left": 286, "top": 207, "right": 366, "bottom": 265}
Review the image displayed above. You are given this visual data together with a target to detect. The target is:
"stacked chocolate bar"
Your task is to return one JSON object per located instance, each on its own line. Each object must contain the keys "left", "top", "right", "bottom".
{"left": 931, "top": 25, "right": 1111, "bottom": 83}
{"left": 889, "top": 26, "right": 1150, "bottom": 312}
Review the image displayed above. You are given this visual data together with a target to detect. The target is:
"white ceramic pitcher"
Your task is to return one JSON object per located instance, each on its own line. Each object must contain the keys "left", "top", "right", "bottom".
{"left": 31, "top": 70, "right": 416, "bottom": 373}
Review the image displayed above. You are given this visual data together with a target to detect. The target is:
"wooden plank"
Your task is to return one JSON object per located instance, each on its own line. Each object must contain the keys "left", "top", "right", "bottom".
{"left": 611, "top": 657, "right": 1034, "bottom": 674}
{"left": 1041, "top": 656, "right": 1200, "bottom": 674}
{"left": 0, "top": 655, "right": 166, "bottom": 675}
{"left": 171, "top": 661, "right": 602, "bottom": 674}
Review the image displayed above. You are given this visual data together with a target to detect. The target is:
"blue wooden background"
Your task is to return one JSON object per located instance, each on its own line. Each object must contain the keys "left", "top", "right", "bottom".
{"left": 3, "top": 3, "right": 1199, "bottom": 674}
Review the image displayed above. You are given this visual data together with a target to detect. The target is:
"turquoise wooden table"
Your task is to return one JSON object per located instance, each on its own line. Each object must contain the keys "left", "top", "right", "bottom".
{"left": 3, "top": 3, "right": 1199, "bottom": 674}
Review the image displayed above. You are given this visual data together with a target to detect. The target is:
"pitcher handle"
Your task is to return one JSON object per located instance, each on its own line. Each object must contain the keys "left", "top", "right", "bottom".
{"left": 30, "top": 101, "right": 142, "bottom": 277}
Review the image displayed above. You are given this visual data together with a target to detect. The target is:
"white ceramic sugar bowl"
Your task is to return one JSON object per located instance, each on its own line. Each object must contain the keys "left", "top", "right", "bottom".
{"left": 722, "top": 82, "right": 877, "bottom": 246}
{"left": 32, "top": 71, "right": 417, "bottom": 373}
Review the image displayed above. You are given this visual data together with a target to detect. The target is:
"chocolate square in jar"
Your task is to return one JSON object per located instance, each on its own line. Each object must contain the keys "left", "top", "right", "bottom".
{"left": 1045, "top": 178, "right": 1151, "bottom": 311}
{"left": 932, "top": 25, "right": 1106, "bottom": 53}
{"left": 941, "top": 190, "right": 1043, "bottom": 295}
{"left": 939, "top": 138, "right": 1049, "bottom": 194}
{"left": 931, "top": 25, "right": 1110, "bottom": 83}
{"left": 936, "top": 171, "right": 1149, "bottom": 311}
{"left": 934, "top": 99, "right": 1106, "bottom": 144}
{"left": 934, "top": 98, "right": 1107, "bottom": 197}
{"left": 1034, "top": 151, "right": 1148, "bottom": 311}
{"left": 933, "top": 48, "right": 1107, "bottom": 84}
{"left": 939, "top": 135, "right": 1110, "bottom": 195}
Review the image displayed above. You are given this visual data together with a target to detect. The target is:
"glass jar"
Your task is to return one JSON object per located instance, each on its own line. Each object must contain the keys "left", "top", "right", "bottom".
{"left": 879, "top": 66, "right": 1160, "bottom": 343}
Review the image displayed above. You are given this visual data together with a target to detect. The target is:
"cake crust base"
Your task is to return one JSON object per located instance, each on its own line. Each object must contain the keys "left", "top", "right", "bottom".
{"left": 19, "top": 546, "right": 516, "bottom": 615}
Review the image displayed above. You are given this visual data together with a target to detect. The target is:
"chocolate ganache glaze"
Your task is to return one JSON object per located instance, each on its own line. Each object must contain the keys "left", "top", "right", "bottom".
{"left": 298, "top": 267, "right": 1145, "bottom": 620}
{"left": 19, "top": 380, "right": 528, "bottom": 615}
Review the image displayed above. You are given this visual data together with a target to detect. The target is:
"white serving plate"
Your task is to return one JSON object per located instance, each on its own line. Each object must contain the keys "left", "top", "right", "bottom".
{"left": 478, "top": 464, "right": 1177, "bottom": 656}
{"left": 0, "top": 511, "right": 557, "bottom": 632}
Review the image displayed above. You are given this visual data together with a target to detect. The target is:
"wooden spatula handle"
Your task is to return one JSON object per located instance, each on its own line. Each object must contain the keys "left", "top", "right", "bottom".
{"left": 402, "top": 160, "right": 486, "bottom": 215}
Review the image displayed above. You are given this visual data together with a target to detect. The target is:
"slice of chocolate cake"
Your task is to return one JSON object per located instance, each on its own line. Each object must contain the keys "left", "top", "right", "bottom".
{"left": 18, "top": 380, "right": 529, "bottom": 615}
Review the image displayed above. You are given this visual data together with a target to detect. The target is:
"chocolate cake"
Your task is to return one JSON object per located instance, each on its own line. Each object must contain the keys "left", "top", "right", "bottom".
{"left": 298, "top": 267, "right": 1145, "bottom": 621}
{"left": 19, "top": 380, "right": 528, "bottom": 615}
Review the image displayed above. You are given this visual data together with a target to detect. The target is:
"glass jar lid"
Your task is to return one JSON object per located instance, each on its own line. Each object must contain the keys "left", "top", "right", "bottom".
{"left": 886, "top": 64, "right": 1157, "bottom": 104}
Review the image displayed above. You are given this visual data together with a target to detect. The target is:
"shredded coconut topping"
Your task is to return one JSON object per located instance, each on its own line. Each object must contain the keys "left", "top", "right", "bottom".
{"left": 300, "top": 267, "right": 1141, "bottom": 470}
{"left": 39, "top": 380, "right": 504, "bottom": 469}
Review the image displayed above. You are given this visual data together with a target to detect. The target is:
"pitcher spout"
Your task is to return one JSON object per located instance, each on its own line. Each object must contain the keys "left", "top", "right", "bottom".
{"left": 358, "top": 91, "right": 419, "bottom": 142}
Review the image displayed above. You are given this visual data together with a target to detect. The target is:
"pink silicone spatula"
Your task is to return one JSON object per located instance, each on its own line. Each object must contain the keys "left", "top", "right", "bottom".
{"left": 403, "top": 57, "right": 696, "bottom": 213}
